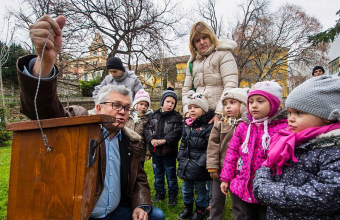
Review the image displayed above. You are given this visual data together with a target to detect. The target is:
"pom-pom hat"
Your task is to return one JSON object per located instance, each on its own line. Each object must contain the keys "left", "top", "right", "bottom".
{"left": 187, "top": 90, "right": 212, "bottom": 113}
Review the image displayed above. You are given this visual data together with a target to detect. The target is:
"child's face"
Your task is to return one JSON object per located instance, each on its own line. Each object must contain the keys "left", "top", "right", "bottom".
{"left": 108, "top": 68, "right": 124, "bottom": 79}
{"left": 248, "top": 95, "right": 270, "bottom": 119}
{"left": 287, "top": 108, "right": 327, "bottom": 133}
{"left": 223, "top": 98, "right": 241, "bottom": 118}
{"left": 162, "top": 96, "right": 176, "bottom": 112}
{"left": 188, "top": 104, "right": 204, "bottom": 120}
{"left": 136, "top": 101, "right": 149, "bottom": 114}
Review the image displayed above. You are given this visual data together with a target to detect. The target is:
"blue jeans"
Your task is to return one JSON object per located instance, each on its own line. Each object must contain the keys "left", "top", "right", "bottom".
{"left": 181, "top": 179, "right": 208, "bottom": 208}
{"left": 206, "top": 180, "right": 212, "bottom": 205}
{"left": 88, "top": 204, "right": 165, "bottom": 220}
{"left": 152, "top": 154, "right": 178, "bottom": 195}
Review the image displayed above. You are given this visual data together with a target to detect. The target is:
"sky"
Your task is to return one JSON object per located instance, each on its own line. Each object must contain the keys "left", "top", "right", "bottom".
{"left": 0, "top": 0, "right": 339, "bottom": 59}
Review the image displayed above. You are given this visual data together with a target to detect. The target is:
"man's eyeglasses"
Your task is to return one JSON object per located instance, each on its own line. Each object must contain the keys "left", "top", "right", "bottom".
{"left": 100, "top": 102, "right": 133, "bottom": 114}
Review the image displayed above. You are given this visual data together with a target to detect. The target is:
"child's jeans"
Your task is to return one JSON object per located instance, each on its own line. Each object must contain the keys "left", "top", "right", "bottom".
{"left": 181, "top": 179, "right": 208, "bottom": 207}
{"left": 152, "top": 154, "right": 178, "bottom": 195}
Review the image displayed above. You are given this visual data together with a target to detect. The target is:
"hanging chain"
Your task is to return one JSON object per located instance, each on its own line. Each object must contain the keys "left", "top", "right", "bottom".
{"left": 34, "top": 27, "right": 53, "bottom": 152}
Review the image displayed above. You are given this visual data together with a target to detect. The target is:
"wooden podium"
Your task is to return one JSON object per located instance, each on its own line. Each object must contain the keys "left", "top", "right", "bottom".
{"left": 6, "top": 115, "right": 115, "bottom": 220}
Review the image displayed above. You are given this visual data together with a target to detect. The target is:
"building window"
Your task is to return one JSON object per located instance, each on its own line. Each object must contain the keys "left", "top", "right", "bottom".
{"left": 329, "top": 57, "right": 339, "bottom": 74}
{"left": 182, "top": 69, "right": 186, "bottom": 74}
{"left": 177, "top": 69, "right": 180, "bottom": 74}
{"left": 84, "top": 74, "right": 88, "bottom": 81}
{"left": 93, "top": 51, "right": 97, "bottom": 55}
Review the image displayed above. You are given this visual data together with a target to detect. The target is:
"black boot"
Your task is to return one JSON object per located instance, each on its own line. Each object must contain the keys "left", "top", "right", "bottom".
{"left": 188, "top": 205, "right": 206, "bottom": 220}
{"left": 177, "top": 203, "right": 193, "bottom": 219}
{"left": 168, "top": 193, "right": 177, "bottom": 207}
{"left": 152, "top": 191, "right": 165, "bottom": 203}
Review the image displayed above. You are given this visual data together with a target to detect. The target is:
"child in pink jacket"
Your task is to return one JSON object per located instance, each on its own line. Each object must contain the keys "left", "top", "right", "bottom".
{"left": 220, "top": 81, "right": 288, "bottom": 220}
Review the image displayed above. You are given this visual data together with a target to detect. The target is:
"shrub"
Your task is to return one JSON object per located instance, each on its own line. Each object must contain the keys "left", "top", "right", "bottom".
{"left": 0, "top": 108, "right": 12, "bottom": 146}
{"left": 79, "top": 76, "right": 101, "bottom": 97}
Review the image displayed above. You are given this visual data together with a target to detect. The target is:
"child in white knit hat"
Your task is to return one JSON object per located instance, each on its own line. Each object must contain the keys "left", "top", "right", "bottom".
{"left": 254, "top": 75, "right": 340, "bottom": 219}
{"left": 125, "top": 89, "right": 153, "bottom": 168}
{"left": 177, "top": 90, "right": 215, "bottom": 220}
{"left": 206, "top": 87, "right": 249, "bottom": 220}
{"left": 220, "top": 81, "right": 288, "bottom": 220}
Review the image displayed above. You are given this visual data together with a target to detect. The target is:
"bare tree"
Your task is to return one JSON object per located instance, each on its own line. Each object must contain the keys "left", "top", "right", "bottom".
{"left": 0, "top": 15, "right": 15, "bottom": 107}
{"left": 67, "top": 0, "right": 183, "bottom": 73}
{"left": 196, "top": 0, "right": 226, "bottom": 38}
{"left": 232, "top": 0, "right": 328, "bottom": 85}
{"left": 232, "top": 0, "right": 271, "bottom": 84}
{"left": 10, "top": 0, "right": 96, "bottom": 78}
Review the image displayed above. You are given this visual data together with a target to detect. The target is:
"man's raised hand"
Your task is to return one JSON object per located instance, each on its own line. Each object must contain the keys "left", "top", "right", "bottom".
{"left": 29, "top": 15, "right": 66, "bottom": 78}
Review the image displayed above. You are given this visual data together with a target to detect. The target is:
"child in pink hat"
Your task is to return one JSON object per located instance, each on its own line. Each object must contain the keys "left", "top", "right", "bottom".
{"left": 126, "top": 89, "right": 153, "bottom": 168}
{"left": 220, "top": 81, "right": 288, "bottom": 220}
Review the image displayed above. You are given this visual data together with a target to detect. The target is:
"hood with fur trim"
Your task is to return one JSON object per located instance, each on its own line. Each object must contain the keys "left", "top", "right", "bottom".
{"left": 122, "top": 126, "right": 142, "bottom": 142}
{"left": 303, "top": 128, "right": 340, "bottom": 150}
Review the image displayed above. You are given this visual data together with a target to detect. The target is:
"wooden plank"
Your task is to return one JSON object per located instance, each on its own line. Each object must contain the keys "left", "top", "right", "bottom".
{"left": 73, "top": 124, "right": 101, "bottom": 220}
{"left": 7, "top": 133, "right": 20, "bottom": 219}
{"left": 7, "top": 127, "right": 80, "bottom": 219}
{"left": 6, "top": 114, "right": 115, "bottom": 131}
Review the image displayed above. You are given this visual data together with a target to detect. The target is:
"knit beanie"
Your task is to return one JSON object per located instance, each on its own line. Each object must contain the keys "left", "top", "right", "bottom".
{"left": 221, "top": 87, "right": 250, "bottom": 115}
{"left": 285, "top": 75, "right": 340, "bottom": 121}
{"left": 312, "top": 66, "right": 325, "bottom": 76}
{"left": 248, "top": 81, "right": 282, "bottom": 118}
{"left": 160, "top": 87, "right": 178, "bottom": 108}
{"left": 187, "top": 90, "right": 211, "bottom": 113}
{"left": 107, "top": 57, "right": 125, "bottom": 72}
{"left": 132, "top": 89, "right": 151, "bottom": 109}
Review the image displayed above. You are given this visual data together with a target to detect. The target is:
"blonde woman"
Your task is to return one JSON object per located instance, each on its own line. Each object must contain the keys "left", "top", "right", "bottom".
{"left": 182, "top": 21, "right": 238, "bottom": 124}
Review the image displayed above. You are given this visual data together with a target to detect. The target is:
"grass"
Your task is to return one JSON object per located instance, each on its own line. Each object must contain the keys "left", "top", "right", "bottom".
{"left": 0, "top": 143, "right": 11, "bottom": 220}
{"left": 0, "top": 144, "right": 233, "bottom": 220}
{"left": 144, "top": 159, "right": 233, "bottom": 219}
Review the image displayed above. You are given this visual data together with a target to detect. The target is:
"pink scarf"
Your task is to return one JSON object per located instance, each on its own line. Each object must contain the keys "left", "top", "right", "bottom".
{"left": 186, "top": 118, "right": 194, "bottom": 126}
{"left": 262, "top": 122, "right": 340, "bottom": 175}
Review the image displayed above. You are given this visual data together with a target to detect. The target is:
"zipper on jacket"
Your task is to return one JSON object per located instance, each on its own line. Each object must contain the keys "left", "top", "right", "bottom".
{"left": 186, "top": 127, "right": 192, "bottom": 160}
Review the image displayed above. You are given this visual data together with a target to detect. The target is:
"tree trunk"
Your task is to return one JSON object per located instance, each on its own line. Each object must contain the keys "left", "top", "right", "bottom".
{"left": 0, "top": 67, "right": 5, "bottom": 107}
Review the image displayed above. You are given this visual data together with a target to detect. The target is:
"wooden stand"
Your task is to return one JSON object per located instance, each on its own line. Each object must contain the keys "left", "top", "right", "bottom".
{"left": 6, "top": 115, "right": 115, "bottom": 220}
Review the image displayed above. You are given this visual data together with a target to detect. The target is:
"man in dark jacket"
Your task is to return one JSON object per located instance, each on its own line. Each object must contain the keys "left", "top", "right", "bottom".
{"left": 18, "top": 14, "right": 164, "bottom": 220}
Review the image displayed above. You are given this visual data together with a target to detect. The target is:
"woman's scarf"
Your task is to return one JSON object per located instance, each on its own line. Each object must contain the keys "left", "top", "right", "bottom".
{"left": 263, "top": 122, "right": 340, "bottom": 175}
{"left": 195, "top": 45, "right": 215, "bottom": 60}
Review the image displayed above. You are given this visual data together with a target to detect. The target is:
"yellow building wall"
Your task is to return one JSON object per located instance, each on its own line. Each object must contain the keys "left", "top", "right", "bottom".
{"left": 239, "top": 52, "right": 288, "bottom": 98}
{"left": 176, "top": 63, "right": 187, "bottom": 85}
